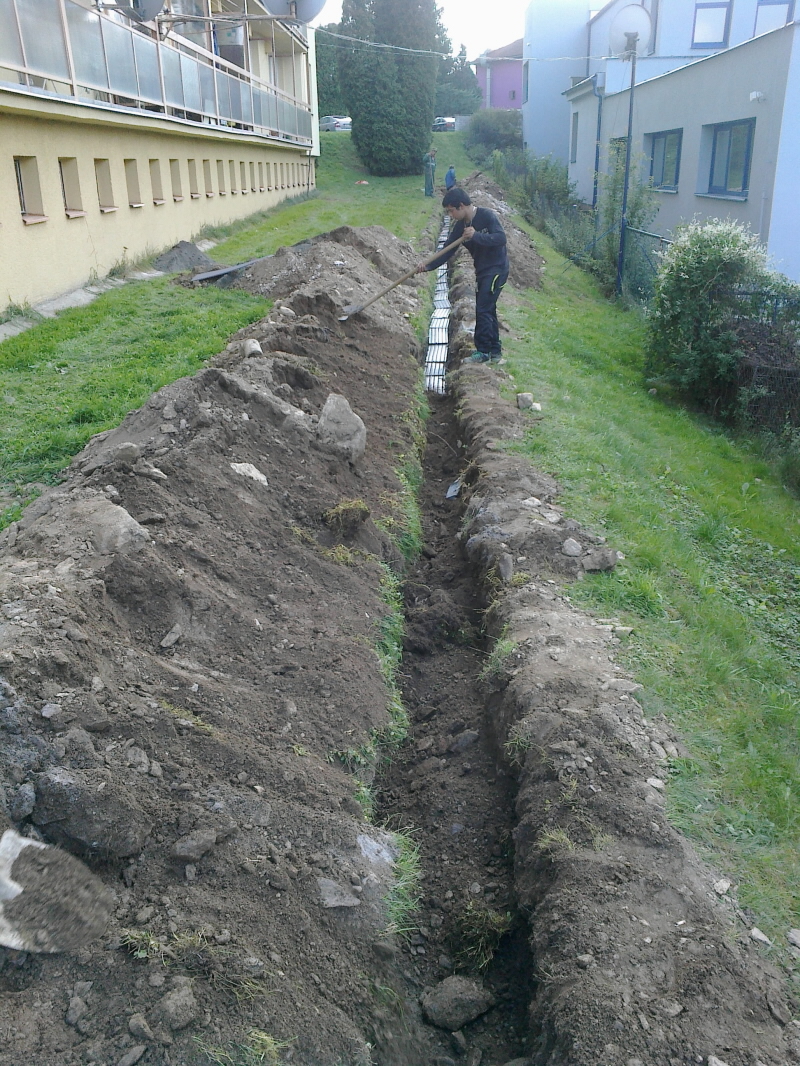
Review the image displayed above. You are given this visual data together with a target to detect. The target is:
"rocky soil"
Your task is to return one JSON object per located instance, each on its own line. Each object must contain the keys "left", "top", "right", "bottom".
{"left": 0, "top": 200, "right": 796, "bottom": 1066}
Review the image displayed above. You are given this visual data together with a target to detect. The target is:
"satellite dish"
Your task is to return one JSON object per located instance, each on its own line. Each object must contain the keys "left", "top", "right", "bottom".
{"left": 608, "top": 5, "right": 652, "bottom": 55}
{"left": 259, "top": 0, "right": 328, "bottom": 22}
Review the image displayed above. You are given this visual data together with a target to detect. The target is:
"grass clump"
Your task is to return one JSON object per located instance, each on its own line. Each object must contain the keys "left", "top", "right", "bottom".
{"left": 454, "top": 901, "right": 513, "bottom": 972}
{"left": 120, "top": 928, "right": 172, "bottom": 962}
{"left": 384, "top": 830, "right": 422, "bottom": 939}
{"left": 479, "top": 628, "right": 519, "bottom": 681}
{"left": 196, "top": 1029, "right": 293, "bottom": 1066}
{"left": 323, "top": 497, "right": 370, "bottom": 537}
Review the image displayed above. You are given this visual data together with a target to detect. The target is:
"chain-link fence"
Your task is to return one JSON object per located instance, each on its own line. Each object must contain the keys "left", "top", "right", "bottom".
{"left": 621, "top": 226, "right": 673, "bottom": 304}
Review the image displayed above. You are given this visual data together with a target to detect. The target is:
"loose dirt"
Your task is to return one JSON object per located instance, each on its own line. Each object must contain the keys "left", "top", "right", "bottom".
{"left": 0, "top": 200, "right": 795, "bottom": 1066}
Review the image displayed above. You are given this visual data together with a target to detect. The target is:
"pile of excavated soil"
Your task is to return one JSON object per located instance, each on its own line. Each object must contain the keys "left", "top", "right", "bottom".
{"left": 0, "top": 227, "right": 437, "bottom": 1066}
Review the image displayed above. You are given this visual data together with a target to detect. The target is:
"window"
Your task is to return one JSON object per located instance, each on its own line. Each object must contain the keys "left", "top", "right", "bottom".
{"left": 650, "top": 129, "right": 682, "bottom": 189}
{"left": 240, "top": 160, "right": 248, "bottom": 193}
{"left": 692, "top": 2, "right": 731, "bottom": 46}
{"left": 149, "top": 159, "right": 165, "bottom": 204}
{"left": 709, "top": 119, "right": 755, "bottom": 196}
{"left": 59, "top": 158, "right": 85, "bottom": 217}
{"left": 509, "top": 89, "right": 516, "bottom": 100}
{"left": 203, "top": 159, "right": 214, "bottom": 197}
{"left": 754, "top": 0, "right": 794, "bottom": 35}
{"left": 266, "top": 162, "right": 272, "bottom": 190}
{"left": 95, "top": 159, "right": 117, "bottom": 212}
{"left": 187, "top": 159, "right": 200, "bottom": 199}
{"left": 258, "top": 161, "right": 264, "bottom": 191}
{"left": 124, "top": 159, "right": 143, "bottom": 207}
{"left": 170, "top": 158, "right": 183, "bottom": 201}
{"left": 229, "top": 160, "right": 237, "bottom": 193}
{"left": 216, "top": 159, "right": 226, "bottom": 194}
{"left": 14, "top": 156, "right": 47, "bottom": 223}
{"left": 250, "top": 161, "right": 257, "bottom": 192}
{"left": 570, "top": 112, "right": 579, "bottom": 165}
{"left": 522, "top": 61, "right": 529, "bottom": 104}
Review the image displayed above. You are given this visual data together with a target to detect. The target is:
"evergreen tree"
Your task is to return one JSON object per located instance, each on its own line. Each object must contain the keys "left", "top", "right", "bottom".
{"left": 315, "top": 24, "right": 347, "bottom": 116}
{"left": 338, "top": 0, "right": 440, "bottom": 176}
{"left": 436, "top": 45, "right": 482, "bottom": 117}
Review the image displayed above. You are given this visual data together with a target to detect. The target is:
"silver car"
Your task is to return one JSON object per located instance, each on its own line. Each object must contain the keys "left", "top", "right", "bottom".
{"left": 319, "top": 115, "right": 352, "bottom": 131}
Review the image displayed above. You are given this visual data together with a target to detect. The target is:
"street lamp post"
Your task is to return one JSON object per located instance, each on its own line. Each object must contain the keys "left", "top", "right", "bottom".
{"left": 615, "top": 30, "right": 639, "bottom": 298}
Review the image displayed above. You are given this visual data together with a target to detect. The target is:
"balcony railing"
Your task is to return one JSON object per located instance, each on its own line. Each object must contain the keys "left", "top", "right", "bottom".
{"left": 0, "top": 0, "right": 312, "bottom": 145}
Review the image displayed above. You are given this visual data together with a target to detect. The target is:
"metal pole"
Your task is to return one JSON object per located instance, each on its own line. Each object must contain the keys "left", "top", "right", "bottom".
{"left": 615, "top": 32, "right": 638, "bottom": 298}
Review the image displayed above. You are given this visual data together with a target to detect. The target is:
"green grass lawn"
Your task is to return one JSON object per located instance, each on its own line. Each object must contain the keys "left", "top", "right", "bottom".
{"left": 207, "top": 131, "right": 474, "bottom": 265}
{"left": 503, "top": 229, "right": 800, "bottom": 943}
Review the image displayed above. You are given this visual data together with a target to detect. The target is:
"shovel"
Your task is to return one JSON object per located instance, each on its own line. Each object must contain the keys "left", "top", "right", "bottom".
{"left": 0, "top": 824, "right": 113, "bottom": 953}
{"left": 338, "top": 233, "right": 467, "bottom": 321}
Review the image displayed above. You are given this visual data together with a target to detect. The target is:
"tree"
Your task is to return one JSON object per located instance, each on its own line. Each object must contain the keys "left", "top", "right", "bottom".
{"left": 339, "top": 0, "right": 440, "bottom": 176}
{"left": 315, "top": 23, "right": 347, "bottom": 116}
{"left": 436, "top": 45, "right": 482, "bottom": 117}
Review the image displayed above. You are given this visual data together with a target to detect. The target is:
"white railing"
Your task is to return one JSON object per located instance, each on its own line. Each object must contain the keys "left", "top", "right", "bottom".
{"left": 0, "top": 0, "right": 312, "bottom": 144}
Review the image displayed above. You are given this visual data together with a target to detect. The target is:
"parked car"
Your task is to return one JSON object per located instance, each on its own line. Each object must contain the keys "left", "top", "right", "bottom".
{"left": 432, "top": 116, "right": 456, "bottom": 132}
{"left": 319, "top": 115, "right": 352, "bottom": 131}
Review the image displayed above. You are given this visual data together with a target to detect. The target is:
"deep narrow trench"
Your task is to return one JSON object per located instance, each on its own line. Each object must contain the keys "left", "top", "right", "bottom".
{"left": 375, "top": 387, "right": 534, "bottom": 1064}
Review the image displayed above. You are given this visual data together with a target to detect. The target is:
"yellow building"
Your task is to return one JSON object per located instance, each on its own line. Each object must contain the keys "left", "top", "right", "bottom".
{"left": 0, "top": 0, "right": 322, "bottom": 308}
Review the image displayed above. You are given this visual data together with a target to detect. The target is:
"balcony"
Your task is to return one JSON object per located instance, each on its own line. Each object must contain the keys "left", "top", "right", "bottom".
{"left": 0, "top": 0, "right": 312, "bottom": 145}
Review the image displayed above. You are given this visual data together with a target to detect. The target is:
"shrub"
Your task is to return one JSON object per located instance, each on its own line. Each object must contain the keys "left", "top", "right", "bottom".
{"left": 465, "top": 109, "right": 522, "bottom": 163}
{"left": 645, "top": 220, "right": 773, "bottom": 411}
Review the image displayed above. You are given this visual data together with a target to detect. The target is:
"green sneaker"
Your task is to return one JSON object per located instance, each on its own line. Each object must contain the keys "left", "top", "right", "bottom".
{"left": 487, "top": 352, "right": 502, "bottom": 363}
{"left": 467, "top": 351, "right": 492, "bottom": 363}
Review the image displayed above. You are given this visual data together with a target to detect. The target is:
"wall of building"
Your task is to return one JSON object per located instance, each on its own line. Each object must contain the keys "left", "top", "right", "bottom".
{"left": 570, "top": 24, "right": 797, "bottom": 274}
{"left": 0, "top": 93, "right": 314, "bottom": 307}
{"left": 522, "top": 0, "right": 589, "bottom": 159}
{"left": 476, "top": 61, "right": 524, "bottom": 109}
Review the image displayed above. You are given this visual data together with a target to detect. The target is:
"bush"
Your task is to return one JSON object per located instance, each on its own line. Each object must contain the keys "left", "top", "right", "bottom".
{"left": 645, "top": 220, "right": 773, "bottom": 411}
{"left": 465, "top": 109, "right": 522, "bottom": 162}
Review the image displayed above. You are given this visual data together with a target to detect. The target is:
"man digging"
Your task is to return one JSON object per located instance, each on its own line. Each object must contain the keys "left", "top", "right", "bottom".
{"left": 416, "top": 186, "right": 509, "bottom": 364}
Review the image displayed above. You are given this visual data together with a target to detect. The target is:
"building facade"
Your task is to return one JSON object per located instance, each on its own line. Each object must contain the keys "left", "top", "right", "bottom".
{"left": 0, "top": 0, "right": 322, "bottom": 307}
{"left": 472, "top": 39, "right": 524, "bottom": 110}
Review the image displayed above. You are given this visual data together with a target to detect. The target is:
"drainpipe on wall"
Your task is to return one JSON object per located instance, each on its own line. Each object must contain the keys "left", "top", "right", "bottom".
{"left": 591, "top": 74, "right": 603, "bottom": 209}
{"left": 486, "top": 61, "right": 492, "bottom": 108}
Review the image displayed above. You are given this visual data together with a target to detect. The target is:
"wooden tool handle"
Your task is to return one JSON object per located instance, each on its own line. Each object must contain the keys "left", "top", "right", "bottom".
{"left": 355, "top": 233, "right": 467, "bottom": 315}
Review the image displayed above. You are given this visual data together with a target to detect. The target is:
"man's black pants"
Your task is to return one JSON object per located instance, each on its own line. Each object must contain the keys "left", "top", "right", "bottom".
{"left": 475, "top": 269, "right": 508, "bottom": 356}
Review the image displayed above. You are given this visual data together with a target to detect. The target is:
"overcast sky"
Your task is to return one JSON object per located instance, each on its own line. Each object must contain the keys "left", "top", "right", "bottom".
{"left": 312, "top": 1, "right": 528, "bottom": 62}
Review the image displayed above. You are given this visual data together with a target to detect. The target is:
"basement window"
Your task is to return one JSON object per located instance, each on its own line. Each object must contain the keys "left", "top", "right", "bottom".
{"left": 187, "top": 159, "right": 200, "bottom": 199}
{"left": 258, "top": 161, "right": 264, "bottom": 191}
{"left": 149, "top": 159, "right": 165, "bottom": 205}
{"left": 203, "top": 159, "right": 214, "bottom": 197}
{"left": 229, "top": 159, "right": 238, "bottom": 193}
{"left": 14, "top": 156, "right": 48, "bottom": 224}
{"left": 124, "top": 159, "right": 143, "bottom": 208}
{"left": 170, "top": 158, "right": 183, "bottom": 201}
{"left": 250, "top": 161, "right": 257, "bottom": 192}
{"left": 94, "top": 158, "right": 117, "bottom": 213}
{"left": 240, "top": 160, "right": 248, "bottom": 194}
{"left": 59, "top": 157, "right": 86, "bottom": 218}
{"left": 216, "top": 159, "right": 226, "bottom": 195}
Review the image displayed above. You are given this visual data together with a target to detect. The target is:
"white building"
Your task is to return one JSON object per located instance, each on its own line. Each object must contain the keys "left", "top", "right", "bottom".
{"left": 522, "top": 0, "right": 800, "bottom": 280}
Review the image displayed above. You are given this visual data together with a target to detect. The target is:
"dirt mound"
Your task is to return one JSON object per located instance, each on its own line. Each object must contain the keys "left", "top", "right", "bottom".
{"left": 307, "top": 226, "right": 417, "bottom": 280}
{"left": 0, "top": 232, "right": 435, "bottom": 1064}
{"left": 463, "top": 174, "right": 544, "bottom": 291}
{"left": 153, "top": 242, "right": 218, "bottom": 274}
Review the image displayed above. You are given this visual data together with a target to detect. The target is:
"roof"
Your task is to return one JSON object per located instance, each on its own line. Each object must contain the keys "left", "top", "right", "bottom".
{"left": 472, "top": 38, "right": 524, "bottom": 62}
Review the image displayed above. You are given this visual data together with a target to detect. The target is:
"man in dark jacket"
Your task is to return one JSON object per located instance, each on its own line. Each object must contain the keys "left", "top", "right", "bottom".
{"left": 416, "top": 187, "right": 509, "bottom": 362}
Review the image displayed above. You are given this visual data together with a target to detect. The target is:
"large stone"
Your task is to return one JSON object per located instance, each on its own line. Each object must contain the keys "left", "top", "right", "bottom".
{"left": 318, "top": 877, "right": 361, "bottom": 908}
{"left": 67, "top": 498, "right": 151, "bottom": 555}
{"left": 33, "top": 767, "right": 151, "bottom": 857}
{"left": 171, "top": 829, "right": 217, "bottom": 862}
{"left": 582, "top": 548, "right": 618, "bottom": 572}
{"left": 316, "top": 394, "right": 366, "bottom": 463}
{"left": 421, "top": 975, "right": 495, "bottom": 1031}
{"left": 152, "top": 977, "right": 198, "bottom": 1031}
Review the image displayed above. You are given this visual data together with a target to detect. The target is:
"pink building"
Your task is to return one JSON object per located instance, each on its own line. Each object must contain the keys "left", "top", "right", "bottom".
{"left": 472, "top": 39, "right": 524, "bottom": 110}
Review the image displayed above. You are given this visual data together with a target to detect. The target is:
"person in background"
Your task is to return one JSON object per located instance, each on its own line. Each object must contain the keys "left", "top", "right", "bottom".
{"left": 416, "top": 187, "right": 509, "bottom": 363}
{"left": 445, "top": 164, "right": 457, "bottom": 190}
{"left": 423, "top": 147, "right": 437, "bottom": 197}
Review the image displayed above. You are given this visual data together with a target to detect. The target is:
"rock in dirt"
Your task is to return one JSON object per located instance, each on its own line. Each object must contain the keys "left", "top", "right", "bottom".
{"left": 448, "top": 730, "right": 479, "bottom": 754}
{"left": 151, "top": 976, "right": 198, "bottom": 1031}
{"left": 65, "top": 995, "right": 88, "bottom": 1026}
{"left": 117, "top": 1046, "right": 147, "bottom": 1066}
{"left": 581, "top": 547, "right": 619, "bottom": 572}
{"left": 33, "top": 767, "right": 152, "bottom": 857}
{"left": 316, "top": 394, "right": 366, "bottom": 463}
{"left": 561, "top": 537, "right": 582, "bottom": 557}
{"left": 421, "top": 975, "right": 495, "bottom": 1031}
{"left": 708, "top": 1057, "right": 731, "bottom": 1066}
{"left": 63, "top": 497, "right": 151, "bottom": 555}
{"left": 128, "top": 1013, "right": 156, "bottom": 1042}
{"left": 8, "top": 782, "right": 35, "bottom": 821}
{"left": 317, "top": 877, "right": 361, "bottom": 908}
{"left": 516, "top": 393, "right": 534, "bottom": 409}
{"left": 171, "top": 829, "right": 217, "bottom": 862}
